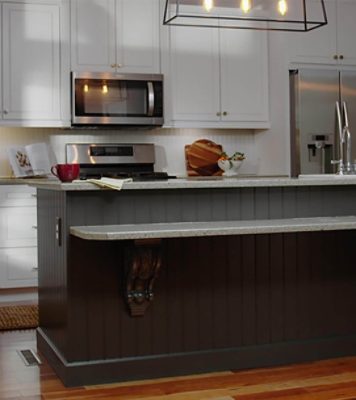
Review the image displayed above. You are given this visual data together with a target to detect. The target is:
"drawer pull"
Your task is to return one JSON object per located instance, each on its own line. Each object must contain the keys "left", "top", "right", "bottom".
{"left": 32, "top": 225, "right": 38, "bottom": 230}
{"left": 31, "top": 194, "right": 37, "bottom": 198}
{"left": 32, "top": 267, "right": 38, "bottom": 271}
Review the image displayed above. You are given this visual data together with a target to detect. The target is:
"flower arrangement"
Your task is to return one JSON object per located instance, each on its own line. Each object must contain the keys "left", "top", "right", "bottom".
{"left": 218, "top": 151, "right": 246, "bottom": 176}
{"left": 219, "top": 151, "right": 245, "bottom": 162}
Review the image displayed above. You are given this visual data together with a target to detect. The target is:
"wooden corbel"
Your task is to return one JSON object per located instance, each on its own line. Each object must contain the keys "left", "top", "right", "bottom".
{"left": 124, "top": 239, "right": 162, "bottom": 317}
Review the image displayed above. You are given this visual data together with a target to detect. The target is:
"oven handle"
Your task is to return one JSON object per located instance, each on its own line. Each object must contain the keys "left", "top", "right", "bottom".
{"left": 147, "top": 82, "right": 155, "bottom": 117}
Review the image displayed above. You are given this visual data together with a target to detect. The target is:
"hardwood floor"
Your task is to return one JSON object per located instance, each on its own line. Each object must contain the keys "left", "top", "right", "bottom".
{"left": 2, "top": 330, "right": 356, "bottom": 399}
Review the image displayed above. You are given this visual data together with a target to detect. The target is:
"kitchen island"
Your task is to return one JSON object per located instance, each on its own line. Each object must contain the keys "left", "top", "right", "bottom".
{"left": 32, "top": 177, "right": 356, "bottom": 386}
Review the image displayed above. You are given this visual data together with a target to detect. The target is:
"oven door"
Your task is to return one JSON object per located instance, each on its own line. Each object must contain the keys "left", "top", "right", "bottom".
{"left": 71, "top": 72, "right": 163, "bottom": 126}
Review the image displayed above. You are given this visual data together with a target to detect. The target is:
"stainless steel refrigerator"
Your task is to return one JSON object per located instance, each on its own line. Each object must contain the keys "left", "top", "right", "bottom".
{"left": 290, "top": 68, "right": 356, "bottom": 176}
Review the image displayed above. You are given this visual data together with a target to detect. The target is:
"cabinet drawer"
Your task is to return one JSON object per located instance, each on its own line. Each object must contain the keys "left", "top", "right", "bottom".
{"left": 0, "top": 247, "right": 37, "bottom": 289}
{"left": 0, "top": 185, "right": 36, "bottom": 207}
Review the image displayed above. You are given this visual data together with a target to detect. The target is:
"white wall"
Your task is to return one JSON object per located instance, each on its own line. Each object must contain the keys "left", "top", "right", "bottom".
{"left": 0, "top": 126, "right": 259, "bottom": 177}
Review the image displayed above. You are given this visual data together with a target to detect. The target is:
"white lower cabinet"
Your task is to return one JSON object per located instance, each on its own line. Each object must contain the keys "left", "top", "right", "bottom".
{"left": 0, "top": 247, "right": 37, "bottom": 288}
{"left": 0, "top": 185, "right": 37, "bottom": 289}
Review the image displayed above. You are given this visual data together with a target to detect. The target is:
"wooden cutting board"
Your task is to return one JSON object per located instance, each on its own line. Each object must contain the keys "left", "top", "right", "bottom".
{"left": 185, "top": 139, "right": 223, "bottom": 176}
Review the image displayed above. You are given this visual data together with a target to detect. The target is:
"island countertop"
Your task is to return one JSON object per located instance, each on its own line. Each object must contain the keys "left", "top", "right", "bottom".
{"left": 26, "top": 175, "right": 356, "bottom": 191}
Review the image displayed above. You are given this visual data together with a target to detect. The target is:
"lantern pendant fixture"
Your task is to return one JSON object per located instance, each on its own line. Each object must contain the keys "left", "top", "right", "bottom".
{"left": 163, "top": 0, "right": 327, "bottom": 32}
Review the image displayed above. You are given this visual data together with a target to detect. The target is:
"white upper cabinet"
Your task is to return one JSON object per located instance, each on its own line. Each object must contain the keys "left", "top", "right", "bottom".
{"left": 71, "top": 0, "right": 116, "bottom": 72}
{"left": 288, "top": 0, "right": 356, "bottom": 65}
{"left": 169, "top": 26, "right": 220, "bottom": 122}
{"left": 71, "top": 0, "right": 160, "bottom": 73}
{"left": 335, "top": 0, "right": 356, "bottom": 65}
{"left": 2, "top": 2, "right": 67, "bottom": 124}
{"left": 220, "top": 28, "right": 269, "bottom": 123}
{"left": 164, "top": 24, "right": 269, "bottom": 128}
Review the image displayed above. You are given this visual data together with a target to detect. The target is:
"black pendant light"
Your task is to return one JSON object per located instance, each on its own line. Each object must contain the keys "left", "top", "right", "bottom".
{"left": 163, "top": 0, "right": 327, "bottom": 32}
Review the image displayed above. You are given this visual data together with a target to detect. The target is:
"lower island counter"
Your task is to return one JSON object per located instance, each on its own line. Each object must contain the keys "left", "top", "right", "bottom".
{"left": 31, "top": 177, "right": 356, "bottom": 386}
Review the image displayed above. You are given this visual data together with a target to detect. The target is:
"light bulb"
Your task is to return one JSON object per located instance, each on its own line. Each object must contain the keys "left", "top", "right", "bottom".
{"left": 102, "top": 84, "right": 108, "bottom": 94}
{"left": 203, "top": 0, "right": 213, "bottom": 12}
{"left": 83, "top": 84, "right": 89, "bottom": 93}
{"left": 277, "top": 0, "right": 288, "bottom": 16}
{"left": 240, "top": 0, "right": 252, "bottom": 14}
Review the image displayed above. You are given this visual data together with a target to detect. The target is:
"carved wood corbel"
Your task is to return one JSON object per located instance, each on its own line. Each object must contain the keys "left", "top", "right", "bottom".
{"left": 124, "top": 239, "right": 162, "bottom": 317}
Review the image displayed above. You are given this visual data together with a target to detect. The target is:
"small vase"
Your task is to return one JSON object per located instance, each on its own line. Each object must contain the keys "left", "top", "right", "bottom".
{"left": 218, "top": 159, "right": 243, "bottom": 177}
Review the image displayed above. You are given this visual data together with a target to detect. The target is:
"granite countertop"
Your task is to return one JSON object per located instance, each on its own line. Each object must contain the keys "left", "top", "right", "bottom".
{"left": 22, "top": 174, "right": 356, "bottom": 191}
{"left": 0, "top": 177, "right": 49, "bottom": 185}
{"left": 70, "top": 216, "right": 356, "bottom": 240}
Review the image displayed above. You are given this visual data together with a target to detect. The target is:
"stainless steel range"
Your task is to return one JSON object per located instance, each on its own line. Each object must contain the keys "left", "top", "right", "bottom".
{"left": 66, "top": 143, "right": 174, "bottom": 181}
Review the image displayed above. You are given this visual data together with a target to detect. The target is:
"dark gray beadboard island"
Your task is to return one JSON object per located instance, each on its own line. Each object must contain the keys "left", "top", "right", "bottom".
{"left": 30, "top": 176, "right": 356, "bottom": 386}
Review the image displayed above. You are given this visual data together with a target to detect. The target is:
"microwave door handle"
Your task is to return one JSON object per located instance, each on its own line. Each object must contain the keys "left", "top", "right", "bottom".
{"left": 147, "top": 82, "right": 155, "bottom": 117}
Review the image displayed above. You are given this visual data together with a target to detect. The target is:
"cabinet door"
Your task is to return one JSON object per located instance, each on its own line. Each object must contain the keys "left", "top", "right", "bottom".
{"left": 2, "top": 3, "right": 61, "bottom": 120}
{"left": 336, "top": 0, "right": 356, "bottom": 65}
{"left": 169, "top": 26, "right": 220, "bottom": 121}
{"left": 71, "top": 0, "right": 116, "bottom": 72}
{"left": 0, "top": 247, "right": 37, "bottom": 289}
{"left": 116, "top": 0, "right": 160, "bottom": 73}
{"left": 219, "top": 29, "right": 269, "bottom": 122}
{"left": 0, "top": 207, "right": 37, "bottom": 248}
{"left": 287, "top": 0, "right": 337, "bottom": 64}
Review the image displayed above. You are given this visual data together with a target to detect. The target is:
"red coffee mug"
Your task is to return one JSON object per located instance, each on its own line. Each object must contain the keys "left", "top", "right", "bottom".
{"left": 51, "top": 163, "right": 80, "bottom": 182}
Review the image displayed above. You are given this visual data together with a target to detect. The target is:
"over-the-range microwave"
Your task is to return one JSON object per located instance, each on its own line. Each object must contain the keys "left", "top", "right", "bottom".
{"left": 71, "top": 72, "right": 163, "bottom": 127}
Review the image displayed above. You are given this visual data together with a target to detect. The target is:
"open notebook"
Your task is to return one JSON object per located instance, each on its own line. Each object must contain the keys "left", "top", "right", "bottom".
{"left": 86, "top": 177, "right": 133, "bottom": 190}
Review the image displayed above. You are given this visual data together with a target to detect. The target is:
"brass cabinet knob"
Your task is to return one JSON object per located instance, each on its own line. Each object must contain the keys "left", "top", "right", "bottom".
{"left": 110, "top": 64, "right": 116, "bottom": 68}
{"left": 117, "top": 63, "right": 123, "bottom": 68}
{"left": 216, "top": 112, "right": 221, "bottom": 116}
{"left": 223, "top": 111, "right": 228, "bottom": 116}
{"left": 339, "top": 55, "right": 344, "bottom": 60}
{"left": 333, "top": 55, "right": 338, "bottom": 60}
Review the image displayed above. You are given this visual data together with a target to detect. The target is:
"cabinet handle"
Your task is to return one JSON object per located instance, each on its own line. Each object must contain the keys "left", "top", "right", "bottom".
{"left": 110, "top": 64, "right": 116, "bottom": 68}
{"left": 333, "top": 55, "right": 338, "bottom": 60}
{"left": 223, "top": 111, "right": 228, "bottom": 116}
{"left": 31, "top": 194, "right": 37, "bottom": 198}
{"left": 3, "top": 109, "right": 8, "bottom": 115}
{"left": 339, "top": 55, "right": 344, "bottom": 60}
{"left": 216, "top": 112, "right": 221, "bottom": 116}
{"left": 32, "top": 225, "right": 38, "bottom": 230}
{"left": 117, "top": 63, "right": 122, "bottom": 68}
{"left": 32, "top": 267, "right": 38, "bottom": 271}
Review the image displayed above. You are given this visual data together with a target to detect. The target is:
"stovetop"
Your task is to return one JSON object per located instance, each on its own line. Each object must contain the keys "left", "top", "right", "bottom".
{"left": 79, "top": 171, "right": 176, "bottom": 181}
{"left": 66, "top": 143, "right": 176, "bottom": 182}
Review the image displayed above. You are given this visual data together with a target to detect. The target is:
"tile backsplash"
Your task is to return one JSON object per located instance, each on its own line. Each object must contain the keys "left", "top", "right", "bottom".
{"left": 0, "top": 127, "right": 260, "bottom": 177}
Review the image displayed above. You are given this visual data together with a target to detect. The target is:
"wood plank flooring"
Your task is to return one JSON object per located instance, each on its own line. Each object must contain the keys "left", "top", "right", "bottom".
{"left": 2, "top": 330, "right": 356, "bottom": 399}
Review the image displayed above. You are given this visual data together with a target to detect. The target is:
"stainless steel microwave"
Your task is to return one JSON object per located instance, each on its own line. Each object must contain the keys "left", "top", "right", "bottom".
{"left": 71, "top": 72, "right": 163, "bottom": 127}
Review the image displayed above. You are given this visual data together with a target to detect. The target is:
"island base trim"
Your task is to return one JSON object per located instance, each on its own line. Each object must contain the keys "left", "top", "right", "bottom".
{"left": 36, "top": 328, "right": 356, "bottom": 387}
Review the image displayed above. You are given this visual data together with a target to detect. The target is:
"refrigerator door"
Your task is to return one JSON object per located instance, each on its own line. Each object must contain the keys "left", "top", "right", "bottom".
{"left": 340, "top": 70, "right": 356, "bottom": 164}
{"left": 290, "top": 69, "right": 339, "bottom": 176}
